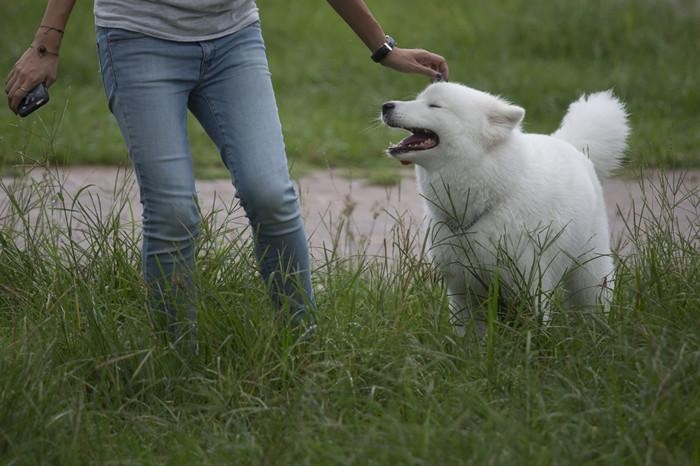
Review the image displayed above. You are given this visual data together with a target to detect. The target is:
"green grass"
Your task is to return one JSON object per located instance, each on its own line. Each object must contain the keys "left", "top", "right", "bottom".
{"left": 1, "top": 0, "right": 699, "bottom": 179}
{"left": 1, "top": 2, "right": 700, "bottom": 463}
{"left": 1, "top": 168, "right": 698, "bottom": 465}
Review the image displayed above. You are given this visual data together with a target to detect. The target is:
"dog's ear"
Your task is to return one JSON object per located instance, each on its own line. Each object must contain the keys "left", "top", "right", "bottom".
{"left": 484, "top": 103, "right": 525, "bottom": 146}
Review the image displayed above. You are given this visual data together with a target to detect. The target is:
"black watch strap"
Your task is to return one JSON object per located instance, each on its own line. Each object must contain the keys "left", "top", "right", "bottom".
{"left": 371, "top": 35, "right": 396, "bottom": 63}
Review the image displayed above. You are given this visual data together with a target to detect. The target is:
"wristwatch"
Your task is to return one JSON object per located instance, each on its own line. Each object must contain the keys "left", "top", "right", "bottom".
{"left": 371, "top": 35, "right": 396, "bottom": 63}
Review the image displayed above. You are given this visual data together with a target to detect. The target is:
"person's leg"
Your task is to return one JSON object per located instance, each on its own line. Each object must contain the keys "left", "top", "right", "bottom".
{"left": 96, "top": 27, "right": 202, "bottom": 345}
{"left": 187, "top": 22, "right": 315, "bottom": 325}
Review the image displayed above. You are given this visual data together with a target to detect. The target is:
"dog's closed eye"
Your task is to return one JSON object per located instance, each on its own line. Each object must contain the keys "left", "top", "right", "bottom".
{"left": 428, "top": 103, "right": 443, "bottom": 109}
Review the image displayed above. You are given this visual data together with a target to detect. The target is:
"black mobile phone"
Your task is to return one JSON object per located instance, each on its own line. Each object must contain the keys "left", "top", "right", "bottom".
{"left": 17, "top": 82, "right": 50, "bottom": 117}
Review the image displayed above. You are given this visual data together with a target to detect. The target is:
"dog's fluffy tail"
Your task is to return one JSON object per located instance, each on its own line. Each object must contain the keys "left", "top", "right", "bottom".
{"left": 552, "top": 90, "right": 629, "bottom": 178}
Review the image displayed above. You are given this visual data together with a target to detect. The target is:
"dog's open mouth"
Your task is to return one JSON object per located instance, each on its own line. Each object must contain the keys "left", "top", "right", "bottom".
{"left": 388, "top": 128, "right": 440, "bottom": 156}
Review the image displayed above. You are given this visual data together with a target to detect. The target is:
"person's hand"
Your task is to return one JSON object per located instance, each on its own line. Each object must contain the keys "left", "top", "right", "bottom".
{"left": 5, "top": 47, "right": 59, "bottom": 113}
{"left": 381, "top": 47, "right": 449, "bottom": 81}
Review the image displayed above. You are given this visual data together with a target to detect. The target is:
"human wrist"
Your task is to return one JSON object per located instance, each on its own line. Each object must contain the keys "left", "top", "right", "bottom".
{"left": 370, "top": 35, "right": 396, "bottom": 63}
{"left": 39, "top": 24, "right": 65, "bottom": 35}
{"left": 30, "top": 43, "right": 60, "bottom": 58}
{"left": 33, "top": 27, "right": 63, "bottom": 52}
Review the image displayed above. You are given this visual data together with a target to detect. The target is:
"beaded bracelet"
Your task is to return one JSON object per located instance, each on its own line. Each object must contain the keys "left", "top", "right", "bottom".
{"left": 32, "top": 44, "right": 59, "bottom": 57}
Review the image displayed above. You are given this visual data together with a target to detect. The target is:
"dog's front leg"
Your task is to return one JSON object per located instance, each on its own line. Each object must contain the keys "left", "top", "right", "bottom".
{"left": 449, "top": 303, "right": 486, "bottom": 338}
{"left": 530, "top": 270, "right": 557, "bottom": 325}
{"left": 446, "top": 280, "right": 486, "bottom": 338}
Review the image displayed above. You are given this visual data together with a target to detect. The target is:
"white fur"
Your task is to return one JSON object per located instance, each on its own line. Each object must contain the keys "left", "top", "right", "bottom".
{"left": 381, "top": 83, "right": 629, "bottom": 337}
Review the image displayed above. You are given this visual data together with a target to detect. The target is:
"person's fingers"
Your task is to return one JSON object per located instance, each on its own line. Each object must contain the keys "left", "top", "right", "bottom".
{"left": 406, "top": 49, "right": 449, "bottom": 81}
{"left": 9, "top": 85, "right": 30, "bottom": 113}
{"left": 415, "top": 63, "right": 441, "bottom": 80}
{"left": 4, "top": 65, "right": 16, "bottom": 87}
{"left": 6, "top": 80, "right": 19, "bottom": 112}
{"left": 5, "top": 75, "right": 28, "bottom": 112}
{"left": 382, "top": 48, "right": 450, "bottom": 82}
{"left": 6, "top": 75, "right": 40, "bottom": 112}
{"left": 4, "top": 71, "right": 18, "bottom": 94}
{"left": 438, "top": 60, "right": 449, "bottom": 81}
{"left": 414, "top": 59, "right": 446, "bottom": 81}
{"left": 416, "top": 50, "right": 449, "bottom": 80}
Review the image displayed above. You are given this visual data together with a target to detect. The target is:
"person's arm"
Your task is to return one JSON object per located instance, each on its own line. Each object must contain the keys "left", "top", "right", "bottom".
{"left": 5, "top": 0, "right": 76, "bottom": 113}
{"left": 326, "top": 0, "right": 449, "bottom": 80}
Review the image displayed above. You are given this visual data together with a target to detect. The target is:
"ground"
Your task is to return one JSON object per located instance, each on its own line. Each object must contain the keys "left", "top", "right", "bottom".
{"left": 2, "top": 166, "right": 697, "bottom": 259}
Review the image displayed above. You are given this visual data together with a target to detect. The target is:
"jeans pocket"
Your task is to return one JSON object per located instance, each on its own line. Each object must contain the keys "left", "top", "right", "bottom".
{"left": 105, "top": 27, "right": 150, "bottom": 44}
{"left": 95, "top": 30, "right": 117, "bottom": 111}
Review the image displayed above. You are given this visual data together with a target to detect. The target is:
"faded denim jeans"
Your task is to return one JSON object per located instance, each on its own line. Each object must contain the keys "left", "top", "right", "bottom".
{"left": 96, "top": 22, "right": 314, "bottom": 344}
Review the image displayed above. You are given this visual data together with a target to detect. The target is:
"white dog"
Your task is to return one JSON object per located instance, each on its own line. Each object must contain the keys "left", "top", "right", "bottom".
{"left": 381, "top": 82, "right": 629, "bottom": 336}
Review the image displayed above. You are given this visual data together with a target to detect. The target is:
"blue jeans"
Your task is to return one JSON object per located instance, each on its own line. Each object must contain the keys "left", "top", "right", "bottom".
{"left": 96, "top": 23, "right": 314, "bottom": 340}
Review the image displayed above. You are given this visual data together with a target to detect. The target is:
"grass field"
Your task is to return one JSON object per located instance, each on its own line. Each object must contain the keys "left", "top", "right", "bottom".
{"left": 1, "top": 0, "right": 699, "bottom": 181}
{"left": 1, "top": 1, "right": 700, "bottom": 465}
{"left": 0, "top": 169, "right": 699, "bottom": 465}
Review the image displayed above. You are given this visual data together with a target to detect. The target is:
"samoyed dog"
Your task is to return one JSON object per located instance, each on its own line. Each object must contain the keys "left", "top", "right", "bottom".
{"left": 381, "top": 82, "right": 629, "bottom": 336}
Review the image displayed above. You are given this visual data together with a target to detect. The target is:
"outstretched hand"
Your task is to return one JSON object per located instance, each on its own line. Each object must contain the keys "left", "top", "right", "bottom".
{"left": 381, "top": 47, "right": 449, "bottom": 81}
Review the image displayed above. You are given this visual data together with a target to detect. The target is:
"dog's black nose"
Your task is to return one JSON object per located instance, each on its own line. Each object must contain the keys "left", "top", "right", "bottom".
{"left": 382, "top": 102, "right": 395, "bottom": 115}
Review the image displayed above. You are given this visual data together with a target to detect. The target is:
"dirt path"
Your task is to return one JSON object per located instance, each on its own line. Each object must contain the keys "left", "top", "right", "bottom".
{"left": 2, "top": 166, "right": 698, "bottom": 258}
